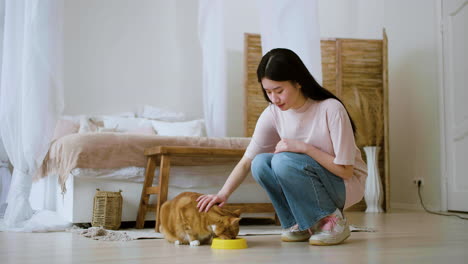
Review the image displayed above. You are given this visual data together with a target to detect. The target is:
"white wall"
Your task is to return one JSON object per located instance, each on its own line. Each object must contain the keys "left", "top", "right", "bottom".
{"left": 320, "top": 0, "right": 442, "bottom": 210}
{"left": 321, "top": 0, "right": 443, "bottom": 210}
{"left": 384, "top": 0, "right": 442, "bottom": 210}
{"left": 319, "top": 0, "right": 384, "bottom": 39}
{"left": 64, "top": 0, "right": 203, "bottom": 120}
{"left": 64, "top": 0, "right": 443, "bottom": 210}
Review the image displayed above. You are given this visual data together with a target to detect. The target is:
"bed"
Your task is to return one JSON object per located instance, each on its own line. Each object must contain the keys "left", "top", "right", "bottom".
{"left": 31, "top": 112, "right": 273, "bottom": 224}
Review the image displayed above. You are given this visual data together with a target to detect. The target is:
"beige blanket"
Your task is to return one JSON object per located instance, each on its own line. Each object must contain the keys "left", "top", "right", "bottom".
{"left": 36, "top": 133, "right": 251, "bottom": 191}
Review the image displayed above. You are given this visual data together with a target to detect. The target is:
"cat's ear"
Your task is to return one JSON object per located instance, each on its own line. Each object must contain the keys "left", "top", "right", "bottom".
{"left": 230, "top": 217, "right": 241, "bottom": 225}
{"left": 232, "top": 209, "right": 241, "bottom": 216}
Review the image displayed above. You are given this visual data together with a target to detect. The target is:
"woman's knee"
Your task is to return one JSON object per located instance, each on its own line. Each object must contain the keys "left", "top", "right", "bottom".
{"left": 270, "top": 152, "right": 300, "bottom": 177}
{"left": 251, "top": 153, "right": 274, "bottom": 181}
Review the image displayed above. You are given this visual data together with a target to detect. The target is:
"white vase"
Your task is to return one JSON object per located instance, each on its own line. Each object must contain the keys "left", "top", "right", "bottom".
{"left": 364, "top": 146, "right": 384, "bottom": 213}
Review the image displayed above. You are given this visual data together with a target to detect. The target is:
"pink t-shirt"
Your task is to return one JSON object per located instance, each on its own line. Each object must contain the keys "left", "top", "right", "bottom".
{"left": 244, "top": 98, "right": 367, "bottom": 209}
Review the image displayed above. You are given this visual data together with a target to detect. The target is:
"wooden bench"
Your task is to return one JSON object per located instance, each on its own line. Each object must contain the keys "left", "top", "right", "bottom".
{"left": 135, "top": 146, "right": 276, "bottom": 232}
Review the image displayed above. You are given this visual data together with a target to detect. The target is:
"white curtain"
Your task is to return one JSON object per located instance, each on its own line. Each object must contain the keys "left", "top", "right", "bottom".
{"left": 256, "top": 0, "right": 323, "bottom": 84}
{"left": 198, "top": 0, "right": 227, "bottom": 137}
{"left": 0, "top": 139, "right": 10, "bottom": 218}
{"left": 0, "top": 0, "right": 70, "bottom": 231}
{"left": 0, "top": 0, "right": 10, "bottom": 218}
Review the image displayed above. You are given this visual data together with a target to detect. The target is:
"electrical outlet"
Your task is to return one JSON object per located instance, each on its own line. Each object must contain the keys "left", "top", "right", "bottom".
{"left": 413, "top": 177, "right": 424, "bottom": 186}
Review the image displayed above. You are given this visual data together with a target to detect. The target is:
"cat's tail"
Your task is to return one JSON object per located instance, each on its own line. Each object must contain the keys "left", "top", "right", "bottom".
{"left": 159, "top": 201, "right": 171, "bottom": 235}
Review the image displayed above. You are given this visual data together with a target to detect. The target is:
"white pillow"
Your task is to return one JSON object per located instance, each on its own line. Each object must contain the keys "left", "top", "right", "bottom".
{"left": 151, "top": 119, "right": 206, "bottom": 137}
{"left": 89, "top": 112, "right": 135, "bottom": 124}
{"left": 78, "top": 116, "right": 102, "bottom": 133}
{"left": 52, "top": 119, "right": 80, "bottom": 140}
{"left": 103, "top": 117, "right": 154, "bottom": 132}
{"left": 139, "top": 105, "right": 186, "bottom": 122}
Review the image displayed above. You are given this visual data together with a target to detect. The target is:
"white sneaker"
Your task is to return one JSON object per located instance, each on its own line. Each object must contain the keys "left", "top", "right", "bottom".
{"left": 281, "top": 224, "right": 311, "bottom": 242}
{"left": 309, "top": 209, "right": 350, "bottom": 246}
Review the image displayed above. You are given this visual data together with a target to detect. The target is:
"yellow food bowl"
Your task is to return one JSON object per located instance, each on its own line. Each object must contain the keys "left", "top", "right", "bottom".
{"left": 211, "top": 238, "right": 248, "bottom": 249}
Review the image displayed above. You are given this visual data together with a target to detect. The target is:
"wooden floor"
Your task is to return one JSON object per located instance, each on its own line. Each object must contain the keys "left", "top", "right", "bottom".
{"left": 1, "top": 209, "right": 467, "bottom": 264}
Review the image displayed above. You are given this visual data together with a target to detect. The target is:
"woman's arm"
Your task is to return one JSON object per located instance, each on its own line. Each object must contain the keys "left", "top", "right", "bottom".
{"left": 275, "top": 139, "right": 353, "bottom": 180}
{"left": 196, "top": 156, "right": 253, "bottom": 212}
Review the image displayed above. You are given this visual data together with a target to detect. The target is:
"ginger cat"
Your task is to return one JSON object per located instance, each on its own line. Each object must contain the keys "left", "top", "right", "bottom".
{"left": 159, "top": 192, "right": 241, "bottom": 246}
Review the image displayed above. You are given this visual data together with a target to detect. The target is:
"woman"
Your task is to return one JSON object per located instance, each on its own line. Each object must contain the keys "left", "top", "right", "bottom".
{"left": 197, "top": 48, "right": 367, "bottom": 246}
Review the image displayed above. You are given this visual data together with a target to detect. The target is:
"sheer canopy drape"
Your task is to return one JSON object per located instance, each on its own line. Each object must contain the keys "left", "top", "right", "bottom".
{"left": 0, "top": 139, "right": 10, "bottom": 217}
{"left": 0, "top": 0, "right": 69, "bottom": 231}
{"left": 198, "top": 0, "right": 322, "bottom": 137}
{"left": 0, "top": 0, "right": 10, "bottom": 218}
{"left": 198, "top": 0, "right": 227, "bottom": 137}
{"left": 256, "top": 0, "right": 323, "bottom": 84}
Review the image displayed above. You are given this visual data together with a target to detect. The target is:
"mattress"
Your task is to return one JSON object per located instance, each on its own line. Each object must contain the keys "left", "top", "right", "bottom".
{"left": 70, "top": 163, "right": 257, "bottom": 188}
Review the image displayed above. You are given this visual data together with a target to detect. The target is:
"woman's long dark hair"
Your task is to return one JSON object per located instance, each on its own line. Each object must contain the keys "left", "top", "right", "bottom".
{"left": 257, "top": 48, "right": 356, "bottom": 132}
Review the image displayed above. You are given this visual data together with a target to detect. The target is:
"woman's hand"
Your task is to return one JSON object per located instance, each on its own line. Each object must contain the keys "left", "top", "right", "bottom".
{"left": 196, "top": 193, "right": 228, "bottom": 212}
{"left": 274, "top": 138, "right": 308, "bottom": 154}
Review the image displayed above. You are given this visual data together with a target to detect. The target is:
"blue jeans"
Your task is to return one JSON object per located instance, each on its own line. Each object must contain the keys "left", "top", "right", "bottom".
{"left": 251, "top": 152, "right": 346, "bottom": 231}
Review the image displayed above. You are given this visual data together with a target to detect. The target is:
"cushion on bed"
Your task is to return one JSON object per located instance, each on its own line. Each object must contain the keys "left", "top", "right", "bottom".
{"left": 52, "top": 119, "right": 80, "bottom": 141}
{"left": 102, "top": 117, "right": 154, "bottom": 133}
{"left": 78, "top": 116, "right": 103, "bottom": 133}
{"left": 151, "top": 119, "right": 206, "bottom": 137}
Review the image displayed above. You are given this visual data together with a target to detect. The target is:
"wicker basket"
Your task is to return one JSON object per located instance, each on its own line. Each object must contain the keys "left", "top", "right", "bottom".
{"left": 92, "top": 189, "right": 123, "bottom": 230}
